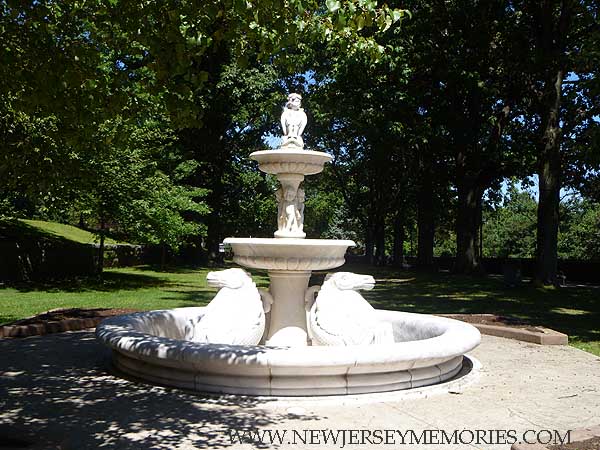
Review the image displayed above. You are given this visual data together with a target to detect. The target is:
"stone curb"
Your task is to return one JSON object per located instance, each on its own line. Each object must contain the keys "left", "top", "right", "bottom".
{"left": 440, "top": 314, "right": 569, "bottom": 345}
{"left": 473, "top": 324, "right": 568, "bottom": 345}
{"left": 511, "top": 424, "right": 600, "bottom": 450}
{"left": 0, "top": 317, "right": 103, "bottom": 338}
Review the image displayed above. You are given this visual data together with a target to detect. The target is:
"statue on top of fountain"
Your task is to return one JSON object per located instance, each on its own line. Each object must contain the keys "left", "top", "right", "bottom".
{"left": 280, "top": 93, "right": 307, "bottom": 149}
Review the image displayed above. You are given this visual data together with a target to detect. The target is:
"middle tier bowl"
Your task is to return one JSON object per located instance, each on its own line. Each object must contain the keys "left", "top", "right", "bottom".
{"left": 223, "top": 238, "right": 355, "bottom": 271}
{"left": 250, "top": 149, "right": 332, "bottom": 176}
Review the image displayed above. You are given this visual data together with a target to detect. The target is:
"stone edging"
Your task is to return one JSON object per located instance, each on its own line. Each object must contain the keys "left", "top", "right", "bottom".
{"left": 511, "top": 424, "right": 600, "bottom": 450}
{"left": 440, "top": 314, "right": 568, "bottom": 345}
{"left": 474, "top": 323, "right": 568, "bottom": 345}
{"left": 0, "top": 317, "right": 104, "bottom": 338}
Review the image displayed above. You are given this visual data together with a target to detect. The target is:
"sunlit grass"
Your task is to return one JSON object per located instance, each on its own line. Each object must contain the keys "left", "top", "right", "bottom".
{"left": 19, "top": 219, "right": 124, "bottom": 244}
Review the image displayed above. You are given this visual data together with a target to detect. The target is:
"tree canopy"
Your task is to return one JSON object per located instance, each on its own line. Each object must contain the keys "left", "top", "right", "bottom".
{"left": 1, "top": 0, "right": 599, "bottom": 283}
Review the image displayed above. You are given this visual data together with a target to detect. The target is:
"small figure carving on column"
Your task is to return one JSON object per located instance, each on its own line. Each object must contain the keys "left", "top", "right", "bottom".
{"left": 275, "top": 185, "right": 306, "bottom": 237}
{"left": 280, "top": 93, "right": 307, "bottom": 149}
{"left": 275, "top": 187, "right": 285, "bottom": 231}
{"left": 296, "top": 188, "right": 305, "bottom": 232}
{"left": 283, "top": 187, "right": 299, "bottom": 233}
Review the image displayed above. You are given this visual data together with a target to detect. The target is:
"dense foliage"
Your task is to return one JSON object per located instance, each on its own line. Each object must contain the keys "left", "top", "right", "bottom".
{"left": 1, "top": 0, "right": 598, "bottom": 283}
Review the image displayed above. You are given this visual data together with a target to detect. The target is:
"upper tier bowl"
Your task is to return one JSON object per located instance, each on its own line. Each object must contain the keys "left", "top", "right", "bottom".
{"left": 224, "top": 237, "right": 355, "bottom": 271}
{"left": 250, "top": 149, "right": 332, "bottom": 175}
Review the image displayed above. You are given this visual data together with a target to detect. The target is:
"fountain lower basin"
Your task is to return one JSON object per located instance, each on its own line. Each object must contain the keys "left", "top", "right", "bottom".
{"left": 96, "top": 308, "right": 481, "bottom": 396}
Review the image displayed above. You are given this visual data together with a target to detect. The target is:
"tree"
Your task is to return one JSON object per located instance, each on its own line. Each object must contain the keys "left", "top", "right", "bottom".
{"left": 102, "top": 0, "right": 408, "bottom": 259}
{"left": 513, "top": 0, "right": 600, "bottom": 284}
{"left": 557, "top": 194, "right": 600, "bottom": 259}
{"left": 483, "top": 183, "right": 538, "bottom": 258}
{"left": 1, "top": 0, "right": 408, "bottom": 260}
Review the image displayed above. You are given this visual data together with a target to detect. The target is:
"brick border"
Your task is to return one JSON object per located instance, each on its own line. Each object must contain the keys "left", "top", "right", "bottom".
{"left": 0, "top": 317, "right": 104, "bottom": 338}
{"left": 512, "top": 424, "right": 600, "bottom": 450}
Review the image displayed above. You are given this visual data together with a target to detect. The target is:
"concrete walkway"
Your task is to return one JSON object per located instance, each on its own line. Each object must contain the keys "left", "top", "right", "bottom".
{"left": 0, "top": 332, "right": 599, "bottom": 450}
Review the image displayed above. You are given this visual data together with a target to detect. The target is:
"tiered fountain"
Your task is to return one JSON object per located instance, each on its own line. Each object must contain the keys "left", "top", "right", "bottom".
{"left": 97, "top": 94, "right": 480, "bottom": 396}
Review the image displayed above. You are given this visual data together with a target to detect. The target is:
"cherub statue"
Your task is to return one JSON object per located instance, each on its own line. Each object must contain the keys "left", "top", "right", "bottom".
{"left": 275, "top": 187, "right": 286, "bottom": 231}
{"left": 280, "top": 93, "right": 307, "bottom": 148}
{"left": 275, "top": 185, "right": 300, "bottom": 233}
{"left": 283, "top": 187, "right": 299, "bottom": 232}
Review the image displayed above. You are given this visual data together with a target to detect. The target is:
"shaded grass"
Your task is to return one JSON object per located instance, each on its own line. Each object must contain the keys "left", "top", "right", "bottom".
{"left": 0, "top": 263, "right": 598, "bottom": 356}
{"left": 348, "top": 264, "right": 600, "bottom": 356}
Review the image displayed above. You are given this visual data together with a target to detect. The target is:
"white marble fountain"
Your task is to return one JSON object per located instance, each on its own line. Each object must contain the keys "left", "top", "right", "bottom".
{"left": 96, "top": 93, "right": 480, "bottom": 396}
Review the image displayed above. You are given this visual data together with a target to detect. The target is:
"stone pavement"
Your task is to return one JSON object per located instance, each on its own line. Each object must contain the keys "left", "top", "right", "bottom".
{"left": 0, "top": 332, "right": 599, "bottom": 450}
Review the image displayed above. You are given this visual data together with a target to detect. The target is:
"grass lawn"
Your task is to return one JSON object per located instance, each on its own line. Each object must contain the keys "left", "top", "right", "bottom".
{"left": 18, "top": 219, "right": 124, "bottom": 244}
{"left": 0, "top": 265, "right": 270, "bottom": 325}
{"left": 0, "top": 263, "right": 598, "bottom": 356}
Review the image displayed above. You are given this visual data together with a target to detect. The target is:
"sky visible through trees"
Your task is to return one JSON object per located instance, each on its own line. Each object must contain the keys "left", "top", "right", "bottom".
{"left": 1, "top": 0, "right": 599, "bottom": 285}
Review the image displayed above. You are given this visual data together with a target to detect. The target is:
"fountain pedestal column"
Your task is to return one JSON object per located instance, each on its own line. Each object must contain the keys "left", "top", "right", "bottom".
{"left": 265, "top": 270, "right": 311, "bottom": 346}
{"left": 224, "top": 148, "right": 355, "bottom": 347}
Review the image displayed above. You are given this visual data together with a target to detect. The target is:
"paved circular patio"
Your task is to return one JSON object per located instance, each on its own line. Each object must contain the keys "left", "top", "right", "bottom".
{"left": 0, "top": 332, "right": 599, "bottom": 449}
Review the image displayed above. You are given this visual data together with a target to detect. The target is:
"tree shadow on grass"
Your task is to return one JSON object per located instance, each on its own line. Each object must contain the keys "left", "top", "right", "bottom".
{"left": 157, "top": 289, "right": 216, "bottom": 306}
{"left": 363, "top": 269, "right": 600, "bottom": 344}
{"left": 134, "top": 264, "right": 212, "bottom": 274}
{"left": 0, "top": 332, "right": 325, "bottom": 449}
{"left": 3, "top": 271, "right": 171, "bottom": 294}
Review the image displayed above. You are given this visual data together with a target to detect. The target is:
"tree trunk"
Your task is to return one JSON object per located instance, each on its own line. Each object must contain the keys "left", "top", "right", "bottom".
{"left": 160, "top": 243, "right": 167, "bottom": 270}
{"left": 417, "top": 175, "right": 435, "bottom": 269}
{"left": 374, "top": 215, "right": 386, "bottom": 266}
{"left": 455, "top": 180, "right": 483, "bottom": 274}
{"left": 97, "top": 219, "right": 105, "bottom": 275}
{"left": 478, "top": 204, "right": 484, "bottom": 261}
{"left": 206, "top": 162, "right": 224, "bottom": 263}
{"left": 535, "top": 69, "right": 563, "bottom": 285}
{"left": 364, "top": 218, "right": 375, "bottom": 263}
{"left": 392, "top": 213, "right": 405, "bottom": 268}
{"left": 207, "top": 215, "right": 222, "bottom": 262}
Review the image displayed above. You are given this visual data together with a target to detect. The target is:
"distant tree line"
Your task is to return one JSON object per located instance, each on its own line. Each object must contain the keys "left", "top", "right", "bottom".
{"left": 1, "top": 1, "right": 598, "bottom": 285}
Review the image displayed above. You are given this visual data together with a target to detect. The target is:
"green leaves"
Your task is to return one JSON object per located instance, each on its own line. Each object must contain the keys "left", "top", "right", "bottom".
{"left": 326, "top": 0, "right": 341, "bottom": 13}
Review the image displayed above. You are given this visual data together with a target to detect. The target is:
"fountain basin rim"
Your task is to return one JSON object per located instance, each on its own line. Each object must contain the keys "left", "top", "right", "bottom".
{"left": 96, "top": 308, "right": 480, "bottom": 395}
{"left": 224, "top": 237, "right": 355, "bottom": 247}
{"left": 250, "top": 148, "right": 332, "bottom": 159}
{"left": 97, "top": 308, "right": 480, "bottom": 372}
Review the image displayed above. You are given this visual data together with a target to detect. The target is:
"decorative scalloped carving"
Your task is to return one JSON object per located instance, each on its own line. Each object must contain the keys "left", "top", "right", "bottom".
{"left": 250, "top": 150, "right": 332, "bottom": 176}
{"left": 233, "top": 255, "right": 346, "bottom": 271}
{"left": 258, "top": 162, "right": 325, "bottom": 175}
